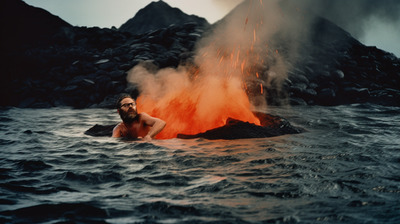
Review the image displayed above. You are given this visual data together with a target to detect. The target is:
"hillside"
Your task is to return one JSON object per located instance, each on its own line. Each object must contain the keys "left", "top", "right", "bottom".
{"left": 0, "top": 0, "right": 72, "bottom": 52}
{"left": 119, "top": 0, "right": 209, "bottom": 35}
{"left": 0, "top": 0, "right": 399, "bottom": 108}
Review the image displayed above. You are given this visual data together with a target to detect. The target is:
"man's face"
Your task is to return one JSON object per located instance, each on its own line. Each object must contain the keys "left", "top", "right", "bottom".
{"left": 118, "top": 97, "right": 138, "bottom": 123}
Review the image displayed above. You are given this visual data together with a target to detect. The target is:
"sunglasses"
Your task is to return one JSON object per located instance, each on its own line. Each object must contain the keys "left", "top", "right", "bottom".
{"left": 120, "top": 102, "right": 136, "bottom": 108}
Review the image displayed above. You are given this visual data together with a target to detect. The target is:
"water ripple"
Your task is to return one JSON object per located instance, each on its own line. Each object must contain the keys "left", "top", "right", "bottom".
{"left": 0, "top": 106, "right": 399, "bottom": 223}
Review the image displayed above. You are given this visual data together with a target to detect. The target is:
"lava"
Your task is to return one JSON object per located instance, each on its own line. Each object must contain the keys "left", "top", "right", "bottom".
{"left": 128, "top": 0, "right": 288, "bottom": 139}
{"left": 135, "top": 65, "right": 260, "bottom": 139}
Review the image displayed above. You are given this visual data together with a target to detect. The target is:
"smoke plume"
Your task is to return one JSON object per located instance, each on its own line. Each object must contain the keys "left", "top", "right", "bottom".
{"left": 127, "top": 0, "right": 400, "bottom": 138}
{"left": 127, "top": 1, "right": 293, "bottom": 138}
{"left": 283, "top": 0, "right": 400, "bottom": 42}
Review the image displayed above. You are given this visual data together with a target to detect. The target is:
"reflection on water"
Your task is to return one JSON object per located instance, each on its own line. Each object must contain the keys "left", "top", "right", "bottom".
{"left": 0, "top": 104, "right": 400, "bottom": 223}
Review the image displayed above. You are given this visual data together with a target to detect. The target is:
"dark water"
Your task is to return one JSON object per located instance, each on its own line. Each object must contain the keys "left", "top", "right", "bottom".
{"left": 0, "top": 104, "right": 399, "bottom": 223}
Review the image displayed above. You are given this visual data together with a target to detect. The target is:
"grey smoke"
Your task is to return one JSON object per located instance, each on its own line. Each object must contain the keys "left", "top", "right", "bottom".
{"left": 216, "top": 0, "right": 400, "bottom": 56}
{"left": 282, "top": 0, "right": 400, "bottom": 53}
{"left": 215, "top": 0, "right": 400, "bottom": 39}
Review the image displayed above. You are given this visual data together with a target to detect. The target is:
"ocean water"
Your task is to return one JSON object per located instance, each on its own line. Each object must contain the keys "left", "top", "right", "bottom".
{"left": 0, "top": 104, "right": 399, "bottom": 223}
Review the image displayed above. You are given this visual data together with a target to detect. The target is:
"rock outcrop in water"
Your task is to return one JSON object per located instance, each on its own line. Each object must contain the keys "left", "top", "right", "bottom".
{"left": 1, "top": 0, "right": 399, "bottom": 108}
{"left": 84, "top": 124, "right": 116, "bottom": 137}
{"left": 177, "top": 112, "right": 303, "bottom": 140}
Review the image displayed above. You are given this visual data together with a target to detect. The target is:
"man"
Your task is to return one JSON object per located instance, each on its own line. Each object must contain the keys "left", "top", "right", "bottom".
{"left": 112, "top": 94, "right": 166, "bottom": 140}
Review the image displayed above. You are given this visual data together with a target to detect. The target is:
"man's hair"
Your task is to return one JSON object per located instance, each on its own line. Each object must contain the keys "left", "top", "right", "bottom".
{"left": 116, "top": 94, "right": 134, "bottom": 108}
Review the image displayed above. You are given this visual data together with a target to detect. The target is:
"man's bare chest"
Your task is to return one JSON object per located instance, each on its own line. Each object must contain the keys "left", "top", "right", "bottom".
{"left": 122, "top": 122, "right": 149, "bottom": 138}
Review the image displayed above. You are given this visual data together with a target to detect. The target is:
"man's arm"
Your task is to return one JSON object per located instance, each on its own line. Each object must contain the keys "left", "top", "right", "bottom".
{"left": 140, "top": 112, "right": 166, "bottom": 140}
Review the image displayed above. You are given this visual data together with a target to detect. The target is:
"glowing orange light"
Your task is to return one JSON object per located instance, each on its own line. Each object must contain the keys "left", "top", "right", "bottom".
{"left": 219, "top": 56, "right": 225, "bottom": 65}
{"left": 241, "top": 61, "right": 246, "bottom": 74}
{"left": 137, "top": 70, "right": 260, "bottom": 139}
{"left": 131, "top": 0, "right": 282, "bottom": 139}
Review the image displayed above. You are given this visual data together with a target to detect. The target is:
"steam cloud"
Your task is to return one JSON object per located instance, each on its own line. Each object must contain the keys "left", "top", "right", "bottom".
{"left": 283, "top": 0, "right": 400, "bottom": 41}
{"left": 127, "top": 0, "right": 289, "bottom": 137}
{"left": 126, "top": 0, "right": 399, "bottom": 138}
{"left": 130, "top": 0, "right": 301, "bottom": 101}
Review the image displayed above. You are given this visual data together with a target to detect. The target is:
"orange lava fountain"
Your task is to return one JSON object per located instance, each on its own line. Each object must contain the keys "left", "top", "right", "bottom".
{"left": 129, "top": 0, "right": 285, "bottom": 139}
{"left": 136, "top": 65, "right": 260, "bottom": 139}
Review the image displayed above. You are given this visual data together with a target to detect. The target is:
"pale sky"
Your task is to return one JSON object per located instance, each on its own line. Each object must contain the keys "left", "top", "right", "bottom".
{"left": 21, "top": 0, "right": 400, "bottom": 57}
{"left": 22, "top": 0, "right": 242, "bottom": 27}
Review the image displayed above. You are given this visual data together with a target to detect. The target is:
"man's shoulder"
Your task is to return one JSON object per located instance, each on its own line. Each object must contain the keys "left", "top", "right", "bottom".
{"left": 114, "top": 122, "right": 123, "bottom": 127}
{"left": 112, "top": 122, "right": 123, "bottom": 137}
{"left": 113, "top": 122, "right": 124, "bottom": 130}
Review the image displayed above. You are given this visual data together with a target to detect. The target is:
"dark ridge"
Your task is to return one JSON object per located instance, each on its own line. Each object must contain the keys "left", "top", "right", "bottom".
{"left": 0, "top": 0, "right": 399, "bottom": 108}
{"left": 0, "top": 0, "right": 72, "bottom": 52}
{"left": 119, "top": 0, "right": 209, "bottom": 35}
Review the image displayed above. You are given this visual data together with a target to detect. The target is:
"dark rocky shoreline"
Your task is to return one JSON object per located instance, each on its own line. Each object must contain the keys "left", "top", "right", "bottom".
{"left": 1, "top": 0, "right": 399, "bottom": 109}
{"left": 2, "top": 23, "right": 205, "bottom": 108}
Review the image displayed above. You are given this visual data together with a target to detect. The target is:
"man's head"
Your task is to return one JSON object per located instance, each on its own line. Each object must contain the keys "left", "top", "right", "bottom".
{"left": 117, "top": 94, "right": 138, "bottom": 123}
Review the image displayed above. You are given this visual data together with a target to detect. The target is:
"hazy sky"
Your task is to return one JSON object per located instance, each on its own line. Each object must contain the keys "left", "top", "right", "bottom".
{"left": 22, "top": 0, "right": 242, "bottom": 26}
{"left": 22, "top": 0, "right": 399, "bottom": 57}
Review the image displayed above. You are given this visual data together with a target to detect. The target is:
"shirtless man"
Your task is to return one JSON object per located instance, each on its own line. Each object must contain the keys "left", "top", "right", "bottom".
{"left": 112, "top": 94, "right": 166, "bottom": 141}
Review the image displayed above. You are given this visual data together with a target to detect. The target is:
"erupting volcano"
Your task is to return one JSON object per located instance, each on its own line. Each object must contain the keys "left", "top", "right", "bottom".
{"left": 133, "top": 64, "right": 261, "bottom": 139}
{"left": 128, "top": 0, "right": 289, "bottom": 139}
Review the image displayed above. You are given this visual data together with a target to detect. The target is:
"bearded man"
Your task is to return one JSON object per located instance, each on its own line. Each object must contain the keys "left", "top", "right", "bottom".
{"left": 112, "top": 94, "right": 166, "bottom": 140}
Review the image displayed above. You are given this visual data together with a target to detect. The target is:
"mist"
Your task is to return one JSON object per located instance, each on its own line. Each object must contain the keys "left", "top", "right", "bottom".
{"left": 282, "top": 0, "right": 400, "bottom": 56}
{"left": 126, "top": 1, "right": 289, "bottom": 137}
{"left": 126, "top": 0, "right": 311, "bottom": 134}
{"left": 126, "top": 0, "right": 399, "bottom": 137}
{"left": 213, "top": 0, "right": 400, "bottom": 56}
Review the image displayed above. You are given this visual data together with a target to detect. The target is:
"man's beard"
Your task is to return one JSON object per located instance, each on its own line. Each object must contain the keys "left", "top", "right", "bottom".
{"left": 120, "top": 108, "right": 138, "bottom": 123}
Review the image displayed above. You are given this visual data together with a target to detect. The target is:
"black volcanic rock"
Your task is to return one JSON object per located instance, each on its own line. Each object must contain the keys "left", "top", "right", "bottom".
{"left": 289, "top": 17, "right": 400, "bottom": 106}
{"left": 119, "top": 0, "right": 209, "bottom": 35}
{"left": 212, "top": 0, "right": 400, "bottom": 106}
{"left": 177, "top": 113, "right": 303, "bottom": 140}
{"left": 85, "top": 124, "right": 117, "bottom": 137}
{"left": 1, "top": 0, "right": 73, "bottom": 106}
{"left": 0, "top": 0, "right": 399, "bottom": 108}
{"left": 0, "top": 0, "right": 72, "bottom": 52}
{"left": 0, "top": 0, "right": 205, "bottom": 108}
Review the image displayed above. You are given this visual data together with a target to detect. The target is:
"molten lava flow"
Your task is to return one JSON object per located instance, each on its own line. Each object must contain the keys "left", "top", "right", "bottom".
{"left": 136, "top": 68, "right": 260, "bottom": 139}
{"left": 127, "top": 0, "right": 289, "bottom": 139}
